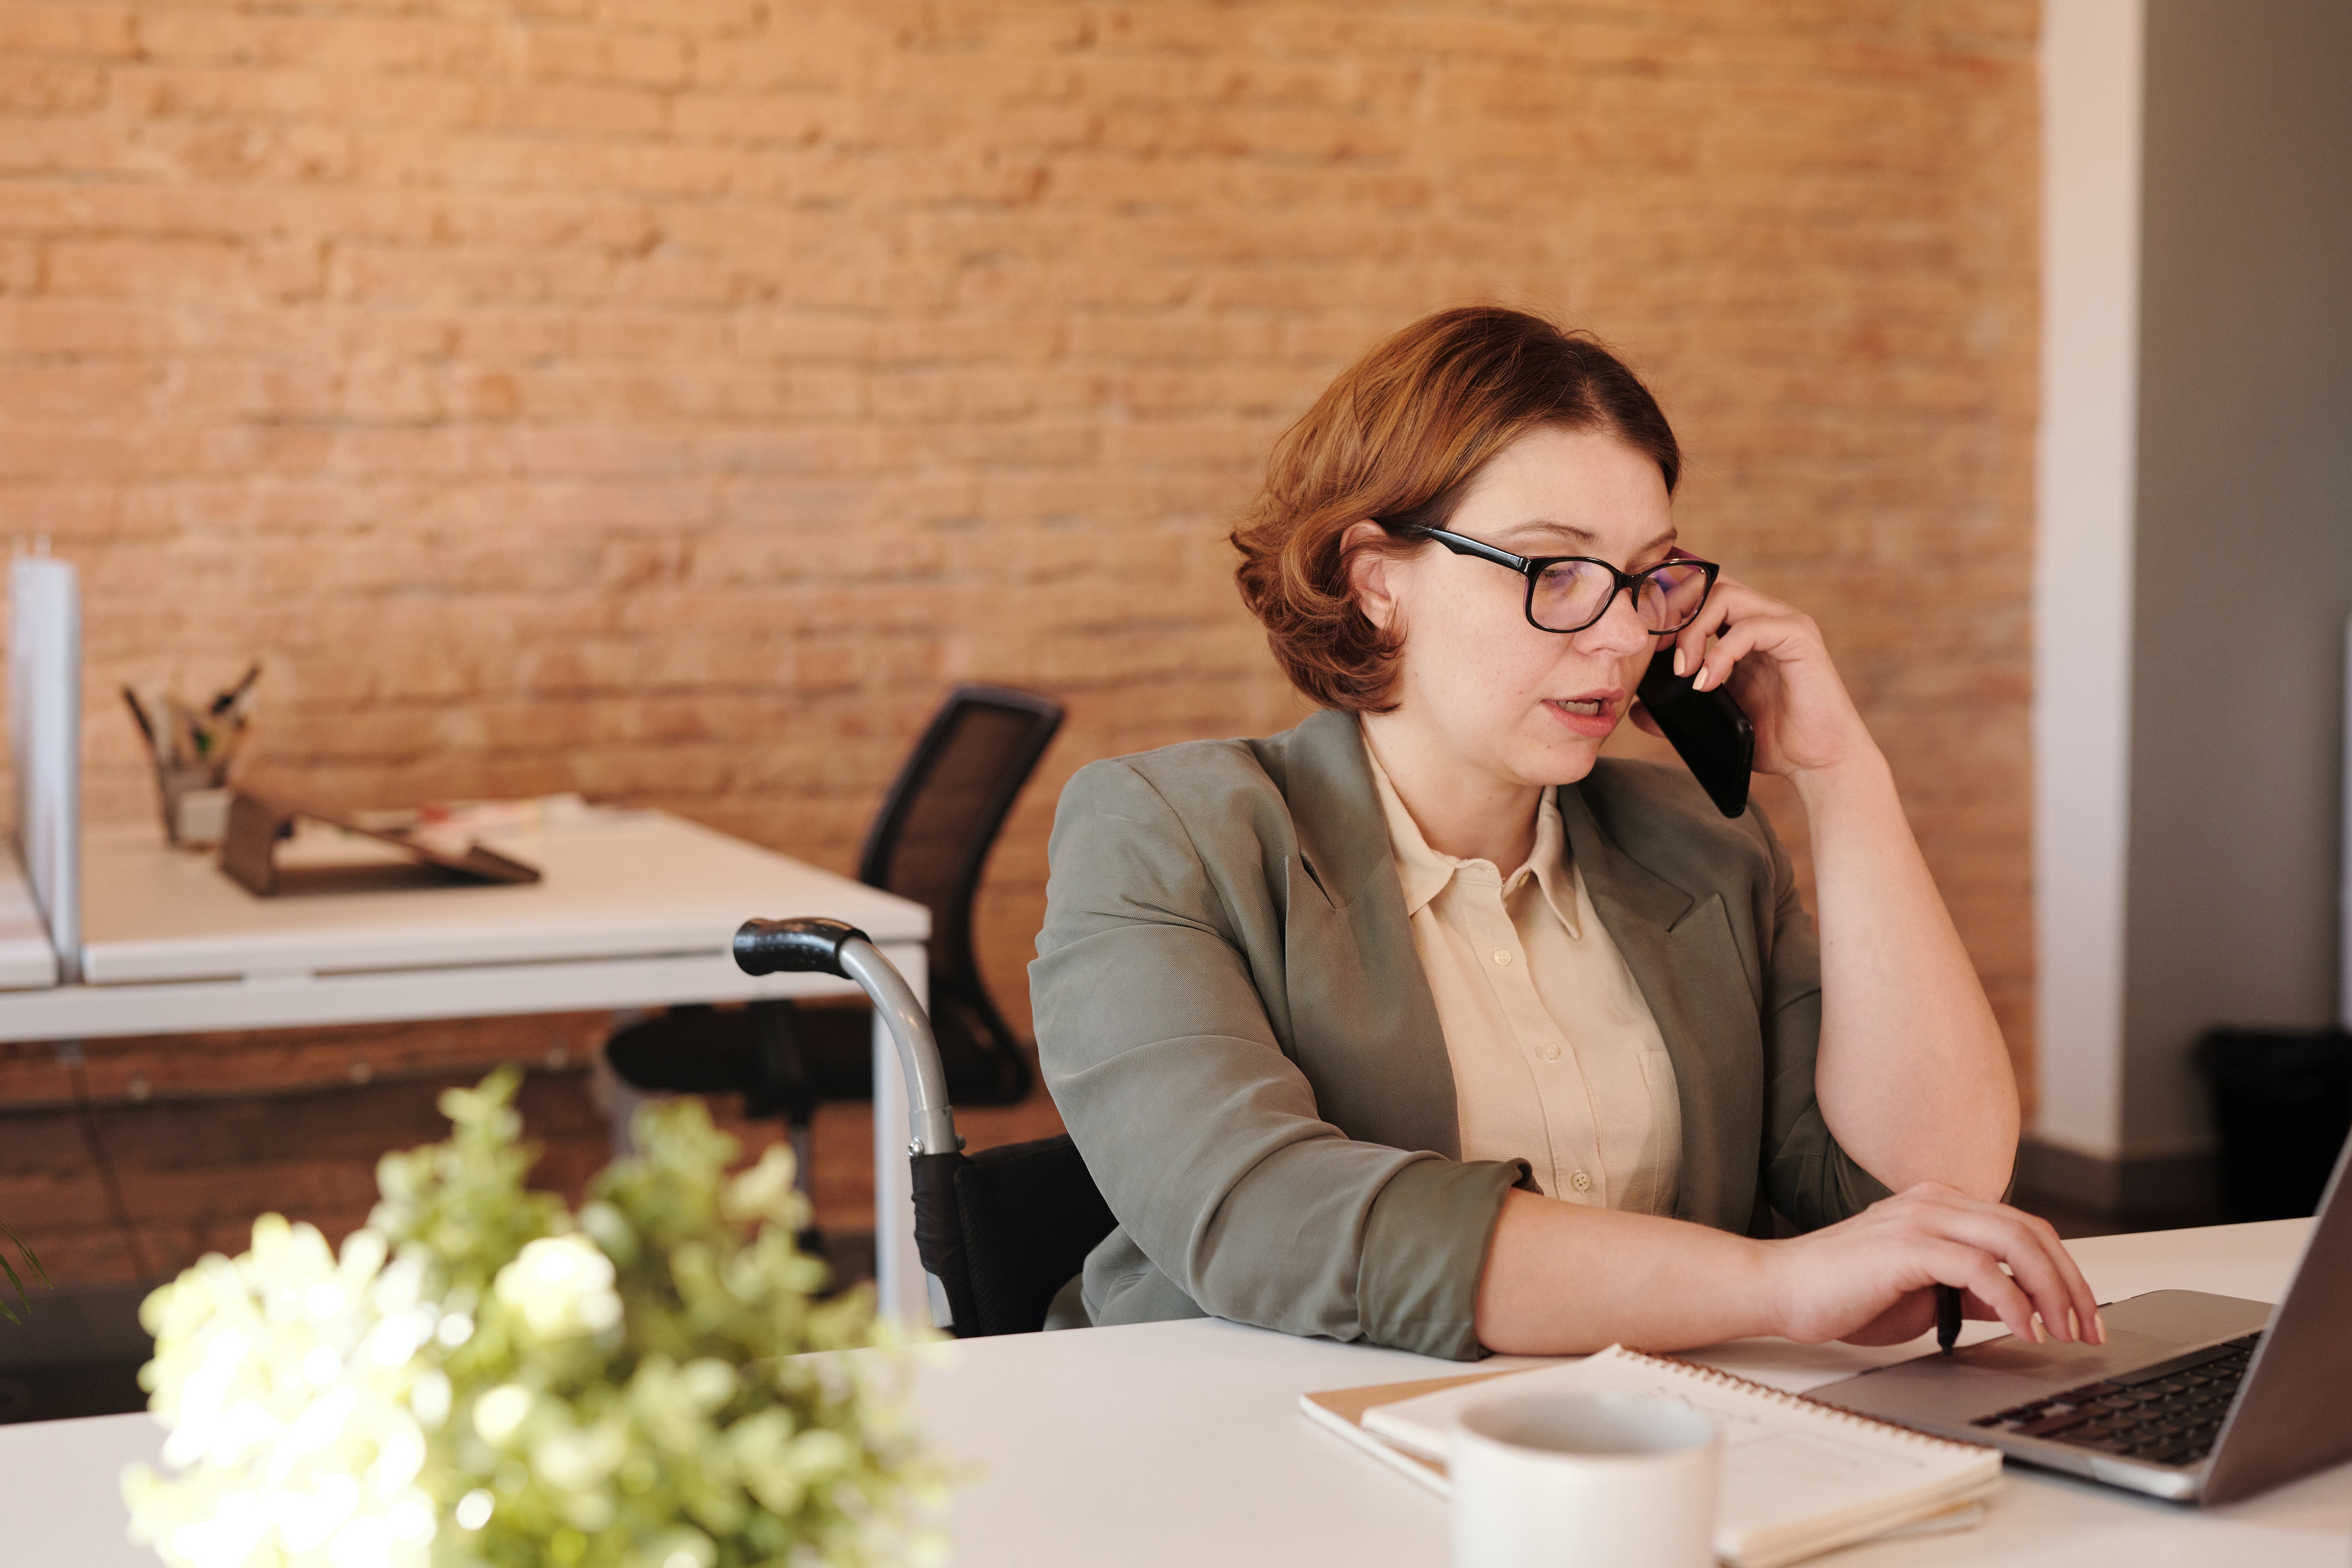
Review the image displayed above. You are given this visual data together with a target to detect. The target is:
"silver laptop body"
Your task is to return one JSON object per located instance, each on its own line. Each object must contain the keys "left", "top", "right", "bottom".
{"left": 1808, "top": 1137, "right": 2352, "bottom": 1504}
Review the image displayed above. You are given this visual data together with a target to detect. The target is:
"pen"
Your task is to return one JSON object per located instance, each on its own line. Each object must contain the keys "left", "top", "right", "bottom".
{"left": 1937, "top": 1283, "right": 1963, "bottom": 1358}
{"left": 122, "top": 687, "right": 157, "bottom": 759}
{"left": 210, "top": 663, "right": 261, "bottom": 719}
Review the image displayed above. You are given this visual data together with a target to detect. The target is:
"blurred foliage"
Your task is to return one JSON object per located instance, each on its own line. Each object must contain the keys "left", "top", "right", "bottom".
{"left": 126, "top": 1069, "right": 949, "bottom": 1568}
{"left": 0, "top": 1216, "right": 47, "bottom": 1324}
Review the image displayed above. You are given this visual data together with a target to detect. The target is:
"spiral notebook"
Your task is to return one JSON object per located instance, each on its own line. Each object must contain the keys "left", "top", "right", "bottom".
{"left": 1303, "top": 1344, "right": 2000, "bottom": 1568}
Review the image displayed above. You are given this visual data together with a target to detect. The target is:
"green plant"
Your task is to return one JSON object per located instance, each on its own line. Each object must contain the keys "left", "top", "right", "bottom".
{"left": 0, "top": 1216, "right": 45, "bottom": 1324}
{"left": 125, "top": 1070, "right": 949, "bottom": 1568}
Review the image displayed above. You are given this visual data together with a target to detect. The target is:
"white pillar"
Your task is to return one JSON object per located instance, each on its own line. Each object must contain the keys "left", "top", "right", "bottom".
{"left": 2033, "top": 0, "right": 2145, "bottom": 1160}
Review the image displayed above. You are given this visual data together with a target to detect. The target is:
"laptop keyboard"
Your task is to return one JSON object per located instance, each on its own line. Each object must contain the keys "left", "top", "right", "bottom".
{"left": 1968, "top": 1331, "right": 2264, "bottom": 1468}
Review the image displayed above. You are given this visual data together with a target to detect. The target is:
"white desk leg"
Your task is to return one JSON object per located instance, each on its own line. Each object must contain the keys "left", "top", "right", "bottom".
{"left": 870, "top": 942, "right": 929, "bottom": 1325}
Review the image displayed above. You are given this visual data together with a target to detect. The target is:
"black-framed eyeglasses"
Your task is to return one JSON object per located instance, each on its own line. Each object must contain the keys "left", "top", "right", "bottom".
{"left": 1397, "top": 525, "right": 1721, "bottom": 636}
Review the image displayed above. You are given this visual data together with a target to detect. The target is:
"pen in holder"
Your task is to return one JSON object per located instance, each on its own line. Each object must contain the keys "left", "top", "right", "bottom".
{"left": 125, "top": 664, "right": 259, "bottom": 847}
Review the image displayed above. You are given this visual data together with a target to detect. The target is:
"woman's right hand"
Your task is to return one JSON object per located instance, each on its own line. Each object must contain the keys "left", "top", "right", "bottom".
{"left": 1761, "top": 1183, "right": 2104, "bottom": 1348}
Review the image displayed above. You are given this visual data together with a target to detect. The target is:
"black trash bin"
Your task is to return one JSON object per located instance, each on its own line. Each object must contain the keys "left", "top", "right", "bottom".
{"left": 2195, "top": 1028, "right": 2352, "bottom": 1222}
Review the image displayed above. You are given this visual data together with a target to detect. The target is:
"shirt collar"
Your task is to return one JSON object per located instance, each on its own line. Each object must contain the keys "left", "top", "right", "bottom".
{"left": 1524, "top": 789, "right": 1583, "bottom": 937}
{"left": 1360, "top": 725, "right": 1583, "bottom": 937}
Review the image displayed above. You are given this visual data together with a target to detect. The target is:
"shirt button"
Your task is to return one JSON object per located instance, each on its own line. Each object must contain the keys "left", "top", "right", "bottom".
{"left": 1571, "top": 1170, "right": 1593, "bottom": 1193}
{"left": 1540, "top": 1043, "right": 1561, "bottom": 1062}
{"left": 1492, "top": 949, "right": 1512, "bottom": 966}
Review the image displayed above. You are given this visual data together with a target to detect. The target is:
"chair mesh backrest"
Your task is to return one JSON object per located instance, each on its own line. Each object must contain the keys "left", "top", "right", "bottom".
{"left": 858, "top": 686, "right": 1062, "bottom": 977}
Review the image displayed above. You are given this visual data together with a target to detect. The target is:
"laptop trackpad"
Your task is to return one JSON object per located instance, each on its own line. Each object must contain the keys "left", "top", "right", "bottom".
{"left": 1809, "top": 1291, "right": 2274, "bottom": 1425}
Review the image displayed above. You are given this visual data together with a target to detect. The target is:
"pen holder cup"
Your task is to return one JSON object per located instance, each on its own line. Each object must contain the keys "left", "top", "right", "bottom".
{"left": 156, "top": 761, "right": 232, "bottom": 848}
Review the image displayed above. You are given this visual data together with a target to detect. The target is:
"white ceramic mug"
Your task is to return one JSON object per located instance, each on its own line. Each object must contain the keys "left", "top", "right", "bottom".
{"left": 1450, "top": 1391, "right": 1719, "bottom": 1568}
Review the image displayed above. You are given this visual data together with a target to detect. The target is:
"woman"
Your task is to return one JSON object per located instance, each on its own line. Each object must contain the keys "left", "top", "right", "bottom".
{"left": 1029, "top": 306, "right": 2096, "bottom": 1361}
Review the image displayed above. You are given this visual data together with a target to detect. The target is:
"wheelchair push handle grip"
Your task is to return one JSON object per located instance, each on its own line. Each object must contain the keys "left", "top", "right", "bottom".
{"left": 733, "top": 916, "right": 872, "bottom": 978}
{"left": 731, "top": 914, "right": 962, "bottom": 1166}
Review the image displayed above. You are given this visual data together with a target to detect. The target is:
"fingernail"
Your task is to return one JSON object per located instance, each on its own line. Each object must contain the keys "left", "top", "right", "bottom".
{"left": 2096, "top": 1311, "right": 2108, "bottom": 1345}
{"left": 2031, "top": 1318, "right": 2046, "bottom": 1345}
{"left": 1673, "top": 647, "right": 1687, "bottom": 677}
{"left": 1691, "top": 666, "right": 1710, "bottom": 692}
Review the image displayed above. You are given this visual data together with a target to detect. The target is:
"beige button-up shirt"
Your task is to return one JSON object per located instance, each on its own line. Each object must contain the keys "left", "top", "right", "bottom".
{"left": 1365, "top": 739, "right": 1683, "bottom": 1214}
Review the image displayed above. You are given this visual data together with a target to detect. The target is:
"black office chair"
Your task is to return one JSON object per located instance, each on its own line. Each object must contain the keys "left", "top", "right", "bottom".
{"left": 734, "top": 916, "right": 1115, "bottom": 1337}
{"left": 604, "top": 684, "right": 1065, "bottom": 1187}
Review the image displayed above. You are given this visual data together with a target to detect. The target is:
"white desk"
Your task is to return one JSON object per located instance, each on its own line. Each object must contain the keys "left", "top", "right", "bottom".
{"left": 12, "top": 1220, "right": 2349, "bottom": 1566}
{"left": 0, "top": 813, "right": 936, "bottom": 1316}
{"left": 914, "top": 1219, "right": 2352, "bottom": 1566}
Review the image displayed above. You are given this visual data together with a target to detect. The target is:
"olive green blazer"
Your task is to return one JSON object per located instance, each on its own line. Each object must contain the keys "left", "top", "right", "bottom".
{"left": 1027, "top": 708, "right": 1891, "bottom": 1361}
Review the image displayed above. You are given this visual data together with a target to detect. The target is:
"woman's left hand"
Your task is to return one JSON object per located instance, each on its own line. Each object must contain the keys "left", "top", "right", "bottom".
{"left": 1635, "top": 573, "right": 1874, "bottom": 780}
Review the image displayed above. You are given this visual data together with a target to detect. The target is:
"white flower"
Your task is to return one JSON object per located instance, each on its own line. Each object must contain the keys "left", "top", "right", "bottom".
{"left": 126, "top": 1074, "right": 943, "bottom": 1568}
{"left": 471, "top": 1385, "right": 532, "bottom": 1447}
{"left": 492, "top": 1235, "right": 622, "bottom": 1339}
{"left": 123, "top": 1218, "right": 437, "bottom": 1568}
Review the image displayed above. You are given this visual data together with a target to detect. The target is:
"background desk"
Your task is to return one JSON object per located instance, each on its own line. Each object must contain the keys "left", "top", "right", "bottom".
{"left": 0, "top": 814, "right": 935, "bottom": 1316}
{"left": 11, "top": 1219, "right": 2349, "bottom": 1565}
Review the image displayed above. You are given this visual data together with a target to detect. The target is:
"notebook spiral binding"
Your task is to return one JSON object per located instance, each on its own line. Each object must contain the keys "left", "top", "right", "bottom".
{"left": 1628, "top": 1348, "right": 1995, "bottom": 1456}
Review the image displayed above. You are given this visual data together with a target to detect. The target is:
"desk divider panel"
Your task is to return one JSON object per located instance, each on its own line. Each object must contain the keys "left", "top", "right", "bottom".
{"left": 10, "top": 554, "right": 79, "bottom": 984}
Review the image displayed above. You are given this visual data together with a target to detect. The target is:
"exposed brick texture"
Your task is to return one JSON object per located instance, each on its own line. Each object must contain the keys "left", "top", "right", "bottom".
{"left": 0, "top": 1, "right": 2038, "bottom": 1283}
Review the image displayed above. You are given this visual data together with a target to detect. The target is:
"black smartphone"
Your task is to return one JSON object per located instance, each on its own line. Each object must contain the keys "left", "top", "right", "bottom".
{"left": 1635, "top": 646, "right": 1754, "bottom": 818}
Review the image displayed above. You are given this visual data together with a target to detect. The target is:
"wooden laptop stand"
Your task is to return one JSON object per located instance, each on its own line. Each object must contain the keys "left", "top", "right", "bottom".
{"left": 218, "top": 792, "right": 541, "bottom": 898}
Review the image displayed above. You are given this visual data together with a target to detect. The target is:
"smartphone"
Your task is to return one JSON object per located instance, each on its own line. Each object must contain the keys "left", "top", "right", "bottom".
{"left": 1635, "top": 646, "right": 1754, "bottom": 818}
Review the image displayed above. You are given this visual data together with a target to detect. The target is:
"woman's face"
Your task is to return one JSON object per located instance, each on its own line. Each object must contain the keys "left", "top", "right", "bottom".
{"left": 1357, "top": 425, "right": 1675, "bottom": 789}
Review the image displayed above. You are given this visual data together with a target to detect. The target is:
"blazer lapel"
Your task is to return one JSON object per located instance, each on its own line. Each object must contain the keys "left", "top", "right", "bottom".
{"left": 1558, "top": 783, "right": 1764, "bottom": 1234}
{"left": 1266, "top": 716, "right": 1770, "bottom": 1213}
{"left": 1271, "top": 711, "right": 1462, "bottom": 1160}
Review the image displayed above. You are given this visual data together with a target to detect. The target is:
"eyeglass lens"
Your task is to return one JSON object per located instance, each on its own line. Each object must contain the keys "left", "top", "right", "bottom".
{"left": 1530, "top": 559, "right": 1713, "bottom": 634}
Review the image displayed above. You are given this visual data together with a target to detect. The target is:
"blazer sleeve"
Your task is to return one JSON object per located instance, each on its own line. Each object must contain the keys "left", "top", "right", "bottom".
{"left": 1753, "top": 812, "right": 1897, "bottom": 1232}
{"left": 1029, "top": 757, "right": 1523, "bottom": 1360}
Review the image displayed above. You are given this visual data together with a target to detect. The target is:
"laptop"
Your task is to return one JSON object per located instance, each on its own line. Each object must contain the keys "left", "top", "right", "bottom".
{"left": 1808, "top": 1135, "right": 2352, "bottom": 1505}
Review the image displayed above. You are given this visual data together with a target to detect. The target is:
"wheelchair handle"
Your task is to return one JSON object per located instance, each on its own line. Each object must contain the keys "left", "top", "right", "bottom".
{"left": 732, "top": 917, "right": 961, "bottom": 1158}
{"left": 733, "top": 915, "right": 867, "bottom": 977}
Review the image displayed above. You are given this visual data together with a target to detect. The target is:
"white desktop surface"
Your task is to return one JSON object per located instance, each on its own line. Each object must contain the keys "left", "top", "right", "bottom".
{"left": 0, "top": 812, "right": 928, "bottom": 1042}
{"left": 11, "top": 1220, "right": 2349, "bottom": 1567}
{"left": 76, "top": 813, "right": 924, "bottom": 985}
{"left": 918, "top": 1218, "right": 2352, "bottom": 1567}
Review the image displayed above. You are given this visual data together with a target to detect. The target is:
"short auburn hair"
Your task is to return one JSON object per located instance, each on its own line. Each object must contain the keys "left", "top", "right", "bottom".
{"left": 1231, "top": 306, "right": 1680, "bottom": 713}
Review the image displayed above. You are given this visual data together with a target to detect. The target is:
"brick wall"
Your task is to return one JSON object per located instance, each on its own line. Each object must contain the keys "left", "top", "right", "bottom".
{"left": 0, "top": 1, "right": 2040, "bottom": 1281}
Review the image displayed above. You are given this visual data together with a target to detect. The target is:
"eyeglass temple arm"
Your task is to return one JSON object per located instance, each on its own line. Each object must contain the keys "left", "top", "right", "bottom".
{"left": 1404, "top": 525, "right": 1533, "bottom": 573}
